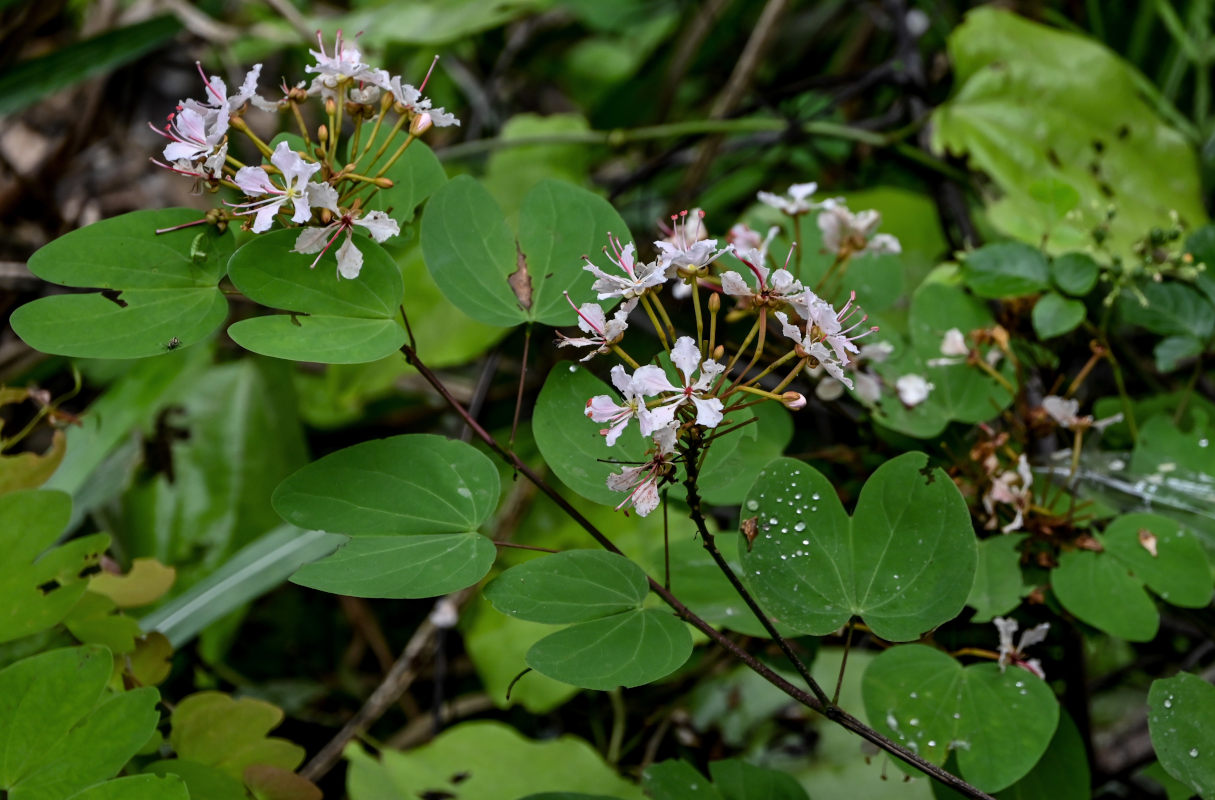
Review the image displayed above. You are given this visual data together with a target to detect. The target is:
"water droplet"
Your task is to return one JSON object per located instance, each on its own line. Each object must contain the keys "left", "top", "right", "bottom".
{"left": 1201, "top": 439, "right": 1210, "bottom": 448}
{"left": 812, "top": 492, "right": 821, "bottom": 500}
{"left": 811, "top": 506, "right": 818, "bottom": 512}
{"left": 754, "top": 570, "right": 761, "bottom": 575}
{"left": 909, "top": 718, "right": 919, "bottom": 727}
{"left": 927, "top": 740, "right": 936, "bottom": 747}
{"left": 794, "top": 522, "right": 806, "bottom": 532}
{"left": 746, "top": 499, "right": 758, "bottom": 511}
{"left": 1014, "top": 681, "right": 1024, "bottom": 688}
{"left": 952, "top": 712, "right": 960, "bottom": 719}
{"left": 1165, "top": 697, "right": 1173, "bottom": 709}
{"left": 568, "top": 364, "right": 578, "bottom": 372}
{"left": 893, "top": 574, "right": 900, "bottom": 580}
{"left": 802, "top": 539, "right": 810, "bottom": 545}
{"left": 1190, "top": 748, "right": 1199, "bottom": 758}
{"left": 909, "top": 692, "right": 918, "bottom": 699}
{"left": 456, "top": 487, "right": 472, "bottom": 498}
{"left": 769, "top": 517, "right": 779, "bottom": 525}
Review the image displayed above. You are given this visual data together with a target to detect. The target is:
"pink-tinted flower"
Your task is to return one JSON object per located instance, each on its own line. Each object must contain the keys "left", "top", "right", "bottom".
{"left": 306, "top": 30, "right": 391, "bottom": 100}
{"left": 983, "top": 455, "right": 1033, "bottom": 533}
{"left": 774, "top": 290, "right": 875, "bottom": 388}
{"left": 634, "top": 337, "right": 725, "bottom": 433}
{"left": 231, "top": 141, "right": 324, "bottom": 233}
{"left": 386, "top": 60, "right": 460, "bottom": 128}
{"left": 994, "top": 617, "right": 1050, "bottom": 678}
{"left": 721, "top": 236, "right": 805, "bottom": 310}
{"left": 818, "top": 205, "right": 900, "bottom": 257}
{"left": 292, "top": 186, "right": 400, "bottom": 279}
{"left": 655, "top": 209, "right": 728, "bottom": 274}
{"left": 586, "top": 365, "right": 650, "bottom": 446}
{"left": 556, "top": 293, "right": 633, "bottom": 361}
{"left": 583, "top": 234, "right": 667, "bottom": 301}
{"left": 607, "top": 426, "right": 678, "bottom": 517}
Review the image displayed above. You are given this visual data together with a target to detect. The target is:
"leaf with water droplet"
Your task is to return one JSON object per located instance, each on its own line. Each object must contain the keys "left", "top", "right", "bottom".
{"left": 1148, "top": 673, "right": 1215, "bottom": 798}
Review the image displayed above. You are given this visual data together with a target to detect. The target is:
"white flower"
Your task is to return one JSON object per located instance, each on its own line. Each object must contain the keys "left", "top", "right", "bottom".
{"left": 231, "top": 141, "right": 324, "bottom": 233}
{"left": 994, "top": 617, "right": 1050, "bottom": 678}
{"left": 774, "top": 290, "right": 874, "bottom": 388}
{"left": 606, "top": 426, "right": 678, "bottom": 517}
{"left": 633, "top": 337, "right": 725, "bottom": 433}
{"left": 292, "top": 188, "right": 400, "bottom": 279}
{"left": 896, "top": 374, "right": 934, "bottom": 407}
{"left": 583, "top": 235, "right": 667, "bottom": 300}
{"left": 757, "top": 182, "right": 829, "bottom": 215}
{"left": 1042, "top": 396, "right": 1123, "bottom": 431}
{"left": 386, "top": 61, "right": 461, "bottom": 127}
{"left": 586, "top": 365, "right": 650, "bottom": 446}
{"left": 818, "top": 205, "right": 901, "bottom": 257}
{"left": 306, "top": 30, "right": 392, "bottom": 101}
{"left": 655, "top": 209, "right": 728, "bottom": 275}
{"left": 556, "top": 294, "right": 633, "bottom": 361}
{"left": 983, "top": 455, "right": 1033, "bottom": 533}
{"left": 721, "top": 235, "right": 804, "bottom": 310}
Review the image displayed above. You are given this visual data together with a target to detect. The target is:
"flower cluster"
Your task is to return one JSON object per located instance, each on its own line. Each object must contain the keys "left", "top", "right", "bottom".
{"left": 559, "top": 187, "right": 900, "bottom": 514}
{"left": 149, "top": 32, "right": 458, "bottom": 279}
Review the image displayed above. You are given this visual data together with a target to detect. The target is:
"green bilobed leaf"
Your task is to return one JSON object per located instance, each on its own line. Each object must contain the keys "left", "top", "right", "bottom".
{"left": 344, "top": 721, "right": 645, "bottom": 800}
{"left": 273, "top": 434, "right": 500, "bottom": 535}
{"left": 14, "top": 687, "right": 161, "bottom": 800}
{"left": 1050, "top": 253, "right": 1099, "bottom": 297}
{"left": 862, "top": 644, "right": 1059, "bottom": 792}
{"left": 65, "top": 774, "right": 190, "bottom": 800}
{"left": 962, "top": 242, "right": 1050, "bottom": 298}
{"left": 291, "top": 533, "right": 496, "bottom": 598}
{"left": 1032, "top": 292, "right": 1085, "bottom": 339}
{"left": 533, "top": 365, "right": 648, "bottom": 505}
{"left": 526, "top": 608, "right": 692, "bottom": 690}
{"left": 517, "top": 179, "right": 631, "bottom": 325}
{"left": 0, "top": 16, "right": 180, "bottom": 115}
{"left": 1148, "top": 673, "right": 1215, "bottom": 798}
{"left": 484, "top": 114, "right": 595, "bottom": 217}
{"left": 1051, "top": 550, "right": 1159, "bottom": 641}
{"left": 13, "top": 209, "right": 232, "bottom": 358}
{"left": 644, "top": 761, "right": 725, "bottom": 800}
{"left": 740, "top": 453, "right": 977, "bottom": 641}
{"left": 872, "top": 281, "right": 1014, "bottom": 438}
{"left": 0, "top": 489, "right": 110, "bottom": 643}
{"left": 169, "top": 692, "right": 304, "bottom": 778}
{"left": 1054, "top": 513, "right": 1211, "bottom": 640}
{"left": 13, "top": 287, "right": 229, "bottom": 360}
{"left": 227, "top": 228, "right": 403, "bottom": 317}
{"left": 421, "top": 175, "right": 526, "bottom": 327}
{"left": 967, "top": 535, "right": 1027, "bottom": 623}
{"left": 1153, "top": 335, "right": 1205, "bottom": 373}
{"left": 0, "top": 646, "right": 111, "bottom": 790}
{"left": 931, "top": 8, "right": 1207, "bottom": 258}
{"left": 988, "top": 712, "right": 1089, "bottom": 800}
{"left": 1118, "top": 280, "right": 1215, "bottom": 340}
{"left": 227, "top": 315, "right": 406, "bottom": 364}
{"left": 708, "top": 759, "right": 810, "bottom": 799}
{"left": 348, "top": 132, "right": 447, "bottom": 221}
{"left": 1100, "top": 514, "right": 1213, "bottom": 607}
{"left": 484, "top": 550, "right": 647, "bottom": 624}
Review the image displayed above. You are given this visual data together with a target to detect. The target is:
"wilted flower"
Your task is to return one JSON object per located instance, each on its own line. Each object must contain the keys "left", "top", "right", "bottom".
{"left": 583, "top": 234, "right": 667, "bottom": 301}
{"left": 607, "top": 425, "right": 678, "bottom": 516}
{"left": 895, "top": 374, "right": 934, "bottom": 407}
{"left": 633, "top": 337, "right": 725, "bottom": 432}
{"left": 556, "top": 293, "right": 633, "bottom": 361}
{"left": 983, "top": 454, "right": 1033, "bottom": 533}
{"left": 818, "top": 205, "right": 901, "bottom": 258}
{"left": 231, "top": 141, "right": 324, "bottom": 233}
{"left": 1042, "top": 395, "right": 1123, "bottom": 431}
{"left": 994, "top": 617, "right": 1050, "bottom": 679}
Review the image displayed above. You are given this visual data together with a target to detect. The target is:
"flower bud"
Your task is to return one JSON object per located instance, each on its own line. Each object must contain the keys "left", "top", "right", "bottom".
{"left": 410, "top": 112, "right": 433, "bottom": 136}
{"left": 712, "top": 345, "right": 724, "bottom": 361}
{"left": 374, "top": 177, "right": 395, "bottom": 189}
{"left": 781, "top": 391, "right": 807, "bottom": 410}
{"left": 708, "top": 292, "right": 721, "bottom": 313}
{"left": 325, "top": 97, "right": 337, "bottom": 116}
{"left": 317, "top": 124, "right": 329, "bottom": 144}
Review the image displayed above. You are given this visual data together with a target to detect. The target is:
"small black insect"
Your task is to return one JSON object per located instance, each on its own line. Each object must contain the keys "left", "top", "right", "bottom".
{"left": 164, "top": 337, "right": 182, "bottom": 351}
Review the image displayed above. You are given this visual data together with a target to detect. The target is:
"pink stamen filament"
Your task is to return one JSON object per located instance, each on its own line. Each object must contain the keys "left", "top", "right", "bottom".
{"left": 418, "top": 55, "right": 440, "bottom": 93}
{"left": 194, "top": 62, "right": 223, "bottom": 104}
{"left": 563, "top": 291, "right": 605, "bottom": 336}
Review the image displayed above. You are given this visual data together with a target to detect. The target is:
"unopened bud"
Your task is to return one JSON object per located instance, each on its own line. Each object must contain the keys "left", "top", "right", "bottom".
{"left": 708, "top": 292, "right": 721, "bottom": 313}
{"left": 712, "top": 345, "right": 725, "bottom": 361}
{"left": 325, "top": 97, "right": 336, "bottom": 116}
{"left": 374, "top": 177, "right": 394, "bottom": 189}
{"left": 410, "top": 112, "right": 433, "bottom": 136}
{"left": 317, "top": 124, "right": 329, "bottom": 144}
{"left": 782, "top": 391, "right": 807, "bottom": 410}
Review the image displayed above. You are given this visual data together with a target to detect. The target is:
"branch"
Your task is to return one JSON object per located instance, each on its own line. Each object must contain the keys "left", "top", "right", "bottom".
{"left": 399, "top": 343, "right": 996, "bottom": 800}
